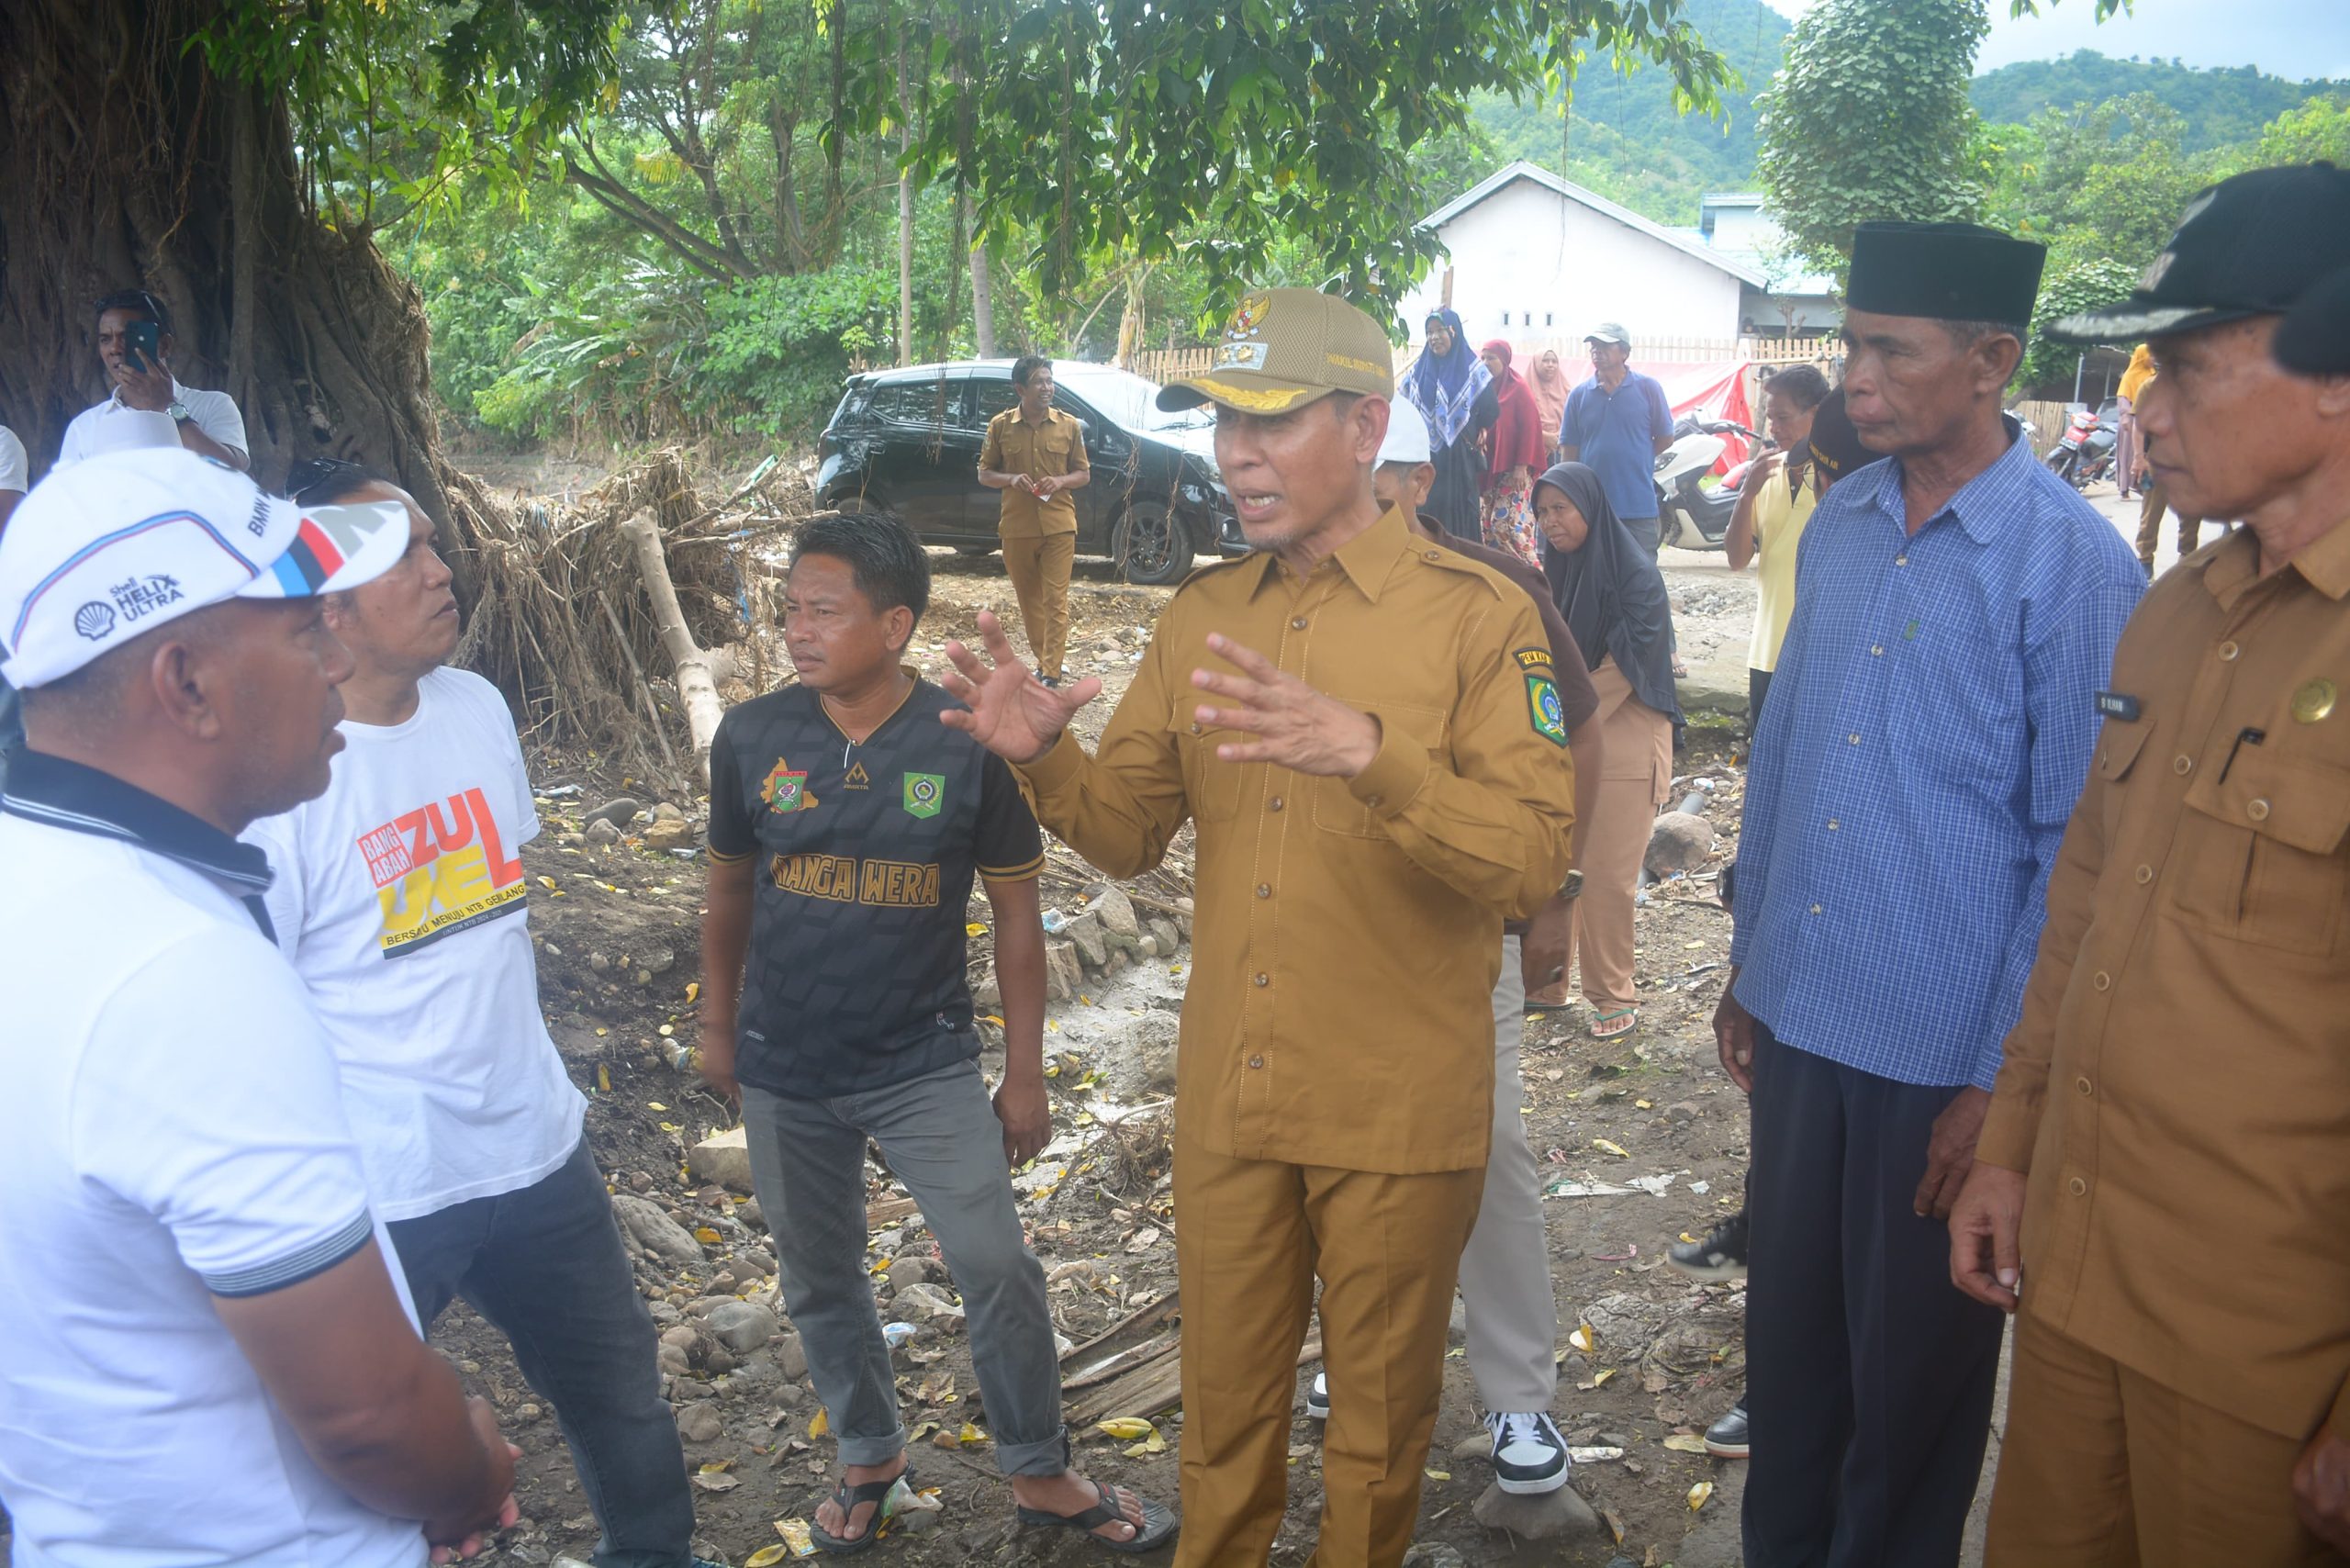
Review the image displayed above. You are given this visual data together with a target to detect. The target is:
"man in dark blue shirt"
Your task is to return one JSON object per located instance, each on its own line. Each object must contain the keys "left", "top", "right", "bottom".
{"left": 1558, "top": 322, "right": 1675, "bottom": 554}
{"left": 699, "top": 513, "right": 1175, "bottom": 1554}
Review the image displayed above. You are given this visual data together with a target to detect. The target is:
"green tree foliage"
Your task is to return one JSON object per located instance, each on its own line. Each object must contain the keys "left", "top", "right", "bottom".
{"left": 1983, "top": 94, "right": 2221, "bottom": 268}
{"left": 2020, "top": 255, "right": 2140, "bottom": 388}
{"left": 1972, "top": 52, "right": 2347, "bottom": 152}
{"left": 2256, "top": 95, "right": 2350, "bottom": 166}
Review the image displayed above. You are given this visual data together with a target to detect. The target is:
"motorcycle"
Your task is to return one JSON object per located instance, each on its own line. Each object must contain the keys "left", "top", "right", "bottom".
{"left": 1655, "top": 415, "right": 1764, "bottom": 552}
{"left": 2043, "top": 398, "right": 2120, "bottom": 489}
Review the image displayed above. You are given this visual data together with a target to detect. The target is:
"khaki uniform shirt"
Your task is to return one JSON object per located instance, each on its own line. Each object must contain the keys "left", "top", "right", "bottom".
{"left": 1979, "top": 521, "right": 2350, "bottom": 1442}
{"left": 1018, "top": 505, "right": 1579, "bottom": 1174}
{"left": 980, "top": 406, "right": 1087, "bottom": 539}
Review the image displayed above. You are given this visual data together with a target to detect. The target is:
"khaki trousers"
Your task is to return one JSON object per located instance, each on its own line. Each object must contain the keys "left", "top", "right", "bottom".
{"left": 1986, "top": 1307, "right": 2347, "bottom": 1567}
{"left": 1000, "top": 531, "right": 1074, "bottom": 680}
{"left": 1456, "top": 936, "right": 1561, "bottom": 1415}
{"left": 2132, "top": 479, "right": 2201, "bottom": 571}
{"left": 1172, "top": 1136, "right": 1483, "bottom": 1568}
{"left": 1563, "top": 659, "right": 1673, "bottom": 1013}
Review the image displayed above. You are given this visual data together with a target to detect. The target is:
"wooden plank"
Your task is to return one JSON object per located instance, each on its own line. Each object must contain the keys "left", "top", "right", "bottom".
{"left": 1058, "top": 1290, "right": 1180, "bottom": 1370}
{"left": 1066, "top": 1331, "right": 1324, "bottom": 1428}
{"left": 867, "top": 1195, "right": 921, "bottom": 1227}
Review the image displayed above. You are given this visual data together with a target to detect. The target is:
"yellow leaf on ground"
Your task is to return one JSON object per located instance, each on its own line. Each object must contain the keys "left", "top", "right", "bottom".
{"left": 647, "top": 1103, "right": 669, "bottom": 1112}
{"left": 809, "top": 1407, "right": 829, "bottom": 1438}
{"left": 968, "top": 923, "right": 988, "bottom": 936}
{"left": 1593, "top": 1368, "right": 1617, "bottom": 1387}
{"left": 744, "top": 1546, "right": 790, "bottom": 1567}
{"left": 1569, "top": 1324, "right": 1595, "bottom": 1353}
{"left": 597, "top": 1065, "right": 611, "bottom": 1092}
{"left": 958, "top": 1422, "right": 988, "bottom": 1445}
{"left": 1426, "top": 1470, "right": 1450, "bottom": 1482}
{"left": 1663, "top": 1433, "right": 1707, "bottom": 1453}
{"left": 538, "top": 876, "right": 558, "bottom": 890}
{"left": 693, "top": 1226, "right": 722, "bottom": 1244}
{"left": 685, "top": 981, "right": 700, "bottom": 1004}
{"left": 658, "top": 1023, "right": 676, "bottom": 1036}
{"left": 1689, "top": 1480, "right": 1715, "bottom": 1510}
{"left": 1635, "top": 1099, "right": 1653, "bottom": 1109}
{"left": 1094, "top": 1418, "right": 1155, "bottom": 1440}
{"left": 1593, "top": 1137, "right": 1631, "bottom": 1159}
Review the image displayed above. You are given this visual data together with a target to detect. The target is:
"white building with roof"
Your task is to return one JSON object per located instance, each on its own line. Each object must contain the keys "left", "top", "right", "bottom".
{"left": 1697, "top": 191, "right": 1842, "bottom": 336}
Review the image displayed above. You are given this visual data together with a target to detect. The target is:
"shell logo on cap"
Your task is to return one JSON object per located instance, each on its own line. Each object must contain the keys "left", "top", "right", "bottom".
{"left": 73, "top": 602, "right": 118, "bottom": 641}
{"left": 1225, "top": 293, "right": 1273, "bottom": 342}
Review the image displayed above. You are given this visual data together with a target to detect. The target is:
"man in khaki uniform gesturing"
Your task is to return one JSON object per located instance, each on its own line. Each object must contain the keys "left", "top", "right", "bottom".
{"left": 1948, "top": 163, "right": 2350, "bottom": 1562}
{"left": 979, "top": 355, "right": 1089, "bottom": 684}
{"left": 940, "top": 288, "right": 1578, "bottom": 1565}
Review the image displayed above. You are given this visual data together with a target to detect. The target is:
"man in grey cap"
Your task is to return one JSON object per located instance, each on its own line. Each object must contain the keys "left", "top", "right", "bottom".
{"left": 1718, "top": 221, "right": 2144, "bottom": 1566}
{"left": 1558, "top": 321, "right": 1675, "bottom": 558}
{"left": 1951, "top": 162, "right": 2350, "bottom": 1563}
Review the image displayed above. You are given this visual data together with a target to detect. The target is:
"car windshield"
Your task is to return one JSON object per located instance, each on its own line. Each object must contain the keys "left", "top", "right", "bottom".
{"left": 1053, "top": 363, "right": 1214, "bottom": 433}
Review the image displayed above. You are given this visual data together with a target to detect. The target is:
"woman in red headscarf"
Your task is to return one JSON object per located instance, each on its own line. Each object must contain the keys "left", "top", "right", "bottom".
{"left": 1479, "top": 340, "right": 1549, "bottom": 565}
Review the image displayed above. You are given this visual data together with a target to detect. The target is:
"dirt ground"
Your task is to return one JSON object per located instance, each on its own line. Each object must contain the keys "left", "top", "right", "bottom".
{"left": 409, "top": 543, "right": 1762, "bottom": 1568}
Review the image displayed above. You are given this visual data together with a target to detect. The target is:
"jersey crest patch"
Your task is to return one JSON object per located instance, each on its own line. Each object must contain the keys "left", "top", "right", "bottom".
{"left": 761, "top": 758, "right": 816, "bottom": 812}
{"left": 903, "top": 772, "right": 946, "bottom": 819}
{"left": 1516, "top": 648, "right": 1568, "bottom": 747}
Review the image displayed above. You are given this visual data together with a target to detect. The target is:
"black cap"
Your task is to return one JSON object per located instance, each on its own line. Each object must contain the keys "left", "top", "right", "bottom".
{"left": 1846, "top": 221, "right": 2046, "bottom": 326}
{"left": 1802, "top": 387, "right": 1874, "bottom": 489}
{"left": 2053, "top": 163, "right": 2350, "bottom": 343}
{"left": 2277, "top": 265, "right": 2350, "bottom": 376}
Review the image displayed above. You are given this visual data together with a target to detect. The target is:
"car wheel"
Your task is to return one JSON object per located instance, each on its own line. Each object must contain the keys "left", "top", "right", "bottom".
{"left": 1114, "top": 503, "right": 1194, "bottom": 586}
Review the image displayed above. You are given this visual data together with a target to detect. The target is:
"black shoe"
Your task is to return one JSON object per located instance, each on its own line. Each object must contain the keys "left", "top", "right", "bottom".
{"left": 1669, "top": 1209, "right": 1749, "bottom": 1282}
{"left": 1704, "top": 1402, "right": 1749, "bottom": 1459}
{"left": 1485, "top": 1410, "right": 1571, "bottom": 1495}
{"left": 1304, "top": 1372, "right": 1329, "bottom": 1420}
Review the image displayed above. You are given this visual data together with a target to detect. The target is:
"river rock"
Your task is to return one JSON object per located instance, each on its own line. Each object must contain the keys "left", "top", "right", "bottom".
{"left": 612, "top": 1193, "right": 705, "bottom": 1266}
{"left": 886, "top": 1255, "right": 937, "bottom": 1291}
{"left": 644, "top": 817, "right": 696, "bottom": 851}
{"left": 771, "top": 1328, "right": 809, "bottom": 1381}
{"left": 707, "top": 1301, "right": 779, "bottom": 1355}
{"left": 688, "top": 1126, "right": 754, "bottom": 1193}
{"left": 1147, "top": 916, "right": 1182, "bottom": 956}
{"left": 1125, "top": 1012, "right": 1181, "bottom": 1093}
{"left": 1043, "top": 941, "right": 1082, "bottom": 1002}
{"left": 675, "top": 1399, "right": 722, "bottom": 1444}
{"left": 1471, "top": 1479, "right": 1601, "bottom": 1540}
{"left": 586, "top": 796, "right": 643, "bottom": 829}
{"left": 1065, "top": 912, "right": 1110, "bottom": 969}
{"left": 1091, "top": 885, "right": 1141, "bottom": 940}
{"left": 1645, "top": 811, "right": 1716, "bottom": 877}
{"left": 585, "top": 818, "right": 622, "bottom": 846}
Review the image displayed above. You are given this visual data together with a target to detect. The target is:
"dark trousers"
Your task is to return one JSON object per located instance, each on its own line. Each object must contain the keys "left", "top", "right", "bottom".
{"left": 1749, "top": 666, "right": 1774, "bottom": 732}
{"left": 390, "top": 1138, "right": 695, "bottom": 1568}
{"left": 1742, "top": 1022, "right": 2004, "bottom": 1568}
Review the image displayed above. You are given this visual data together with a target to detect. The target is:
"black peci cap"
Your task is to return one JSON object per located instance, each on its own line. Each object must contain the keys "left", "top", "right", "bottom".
{"left": 2053, "top": 163, "right": 2350, "bottom": 344}
{"left": 1802, "top": 387, "right": 1874, "bottom": 489}
{"left": 2277, "top": 265, "right": 2350, "bottom": 377}
{"left": 1845, "top": 222, "right": 2047, "bottom": 326}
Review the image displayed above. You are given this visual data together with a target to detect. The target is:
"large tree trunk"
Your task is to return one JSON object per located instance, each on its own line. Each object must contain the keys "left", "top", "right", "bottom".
{"left": 966, "top": 194, "right": 997, "bottom": 357}
{"left": 0, "top": 0, "right": 503, "bottom": 602}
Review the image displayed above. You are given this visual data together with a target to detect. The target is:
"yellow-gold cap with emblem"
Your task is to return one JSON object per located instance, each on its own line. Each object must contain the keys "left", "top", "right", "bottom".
{"left": 1157, "top": 287, "right": 1394, "bottom": 414}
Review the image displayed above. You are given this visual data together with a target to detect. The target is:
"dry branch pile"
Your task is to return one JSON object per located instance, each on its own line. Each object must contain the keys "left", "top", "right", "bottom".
{"left": 450, "top": 448, "right": 804, "bottom": 787}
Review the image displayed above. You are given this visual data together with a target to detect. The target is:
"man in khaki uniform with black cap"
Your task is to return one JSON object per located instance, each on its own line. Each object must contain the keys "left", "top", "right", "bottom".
{"left": 1951, "top": 162, "right": 2350, "bottom": 1564}
{"left": 939, "top": 289, "right": 1577, "bottom": 1565}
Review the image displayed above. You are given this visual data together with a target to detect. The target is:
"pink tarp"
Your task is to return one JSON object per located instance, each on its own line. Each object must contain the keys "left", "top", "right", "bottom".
{"left": 1633, "top": 358, "right": 1758, "bottom": 470}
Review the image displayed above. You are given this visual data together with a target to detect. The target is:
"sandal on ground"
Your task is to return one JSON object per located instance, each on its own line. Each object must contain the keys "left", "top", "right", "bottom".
{"left": 1016, "top": 1479, "right": 1179, "bottom": 1554}
{"left": 1522, "top": 992, "right": 1577, "bottom": 1014}
{"left": 811, "top": 1462, "right": 912, "bottom": 1553}
{"left": 1589, "top": 1006, "right": 1639, "bottom": 1040}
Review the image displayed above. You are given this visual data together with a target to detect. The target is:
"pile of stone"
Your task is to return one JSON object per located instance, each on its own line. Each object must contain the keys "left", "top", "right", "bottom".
{"left": 576, "top": 794, "right": 699, "bottom": 852}
{"left": 981, "top": 883, "right": 1193, "bottom": 1006}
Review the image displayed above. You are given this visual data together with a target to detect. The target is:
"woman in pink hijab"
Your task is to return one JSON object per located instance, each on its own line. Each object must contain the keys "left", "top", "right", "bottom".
{"left": 1528, "top": 347, "right": 1572, "bottom": 446}
{"left": 1479, "top": 340, "right": 1549, "bottom": 565}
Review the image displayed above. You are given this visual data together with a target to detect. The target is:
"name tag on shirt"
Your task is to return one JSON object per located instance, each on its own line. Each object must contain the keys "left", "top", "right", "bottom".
{"left": 2096, "top": 690, "right": 2142, "bottom": 722}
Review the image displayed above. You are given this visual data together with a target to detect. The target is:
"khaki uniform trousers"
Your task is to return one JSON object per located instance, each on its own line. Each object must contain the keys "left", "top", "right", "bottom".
{"left": 2132, "top": 479, "right": 2202, "bottom": 572}
{"left": 1986, "top": 1306, "right": 2348, "bottom": 1567}
{"left": 1000, "top": 531, "right": 1074, "bottom": 680}
{"left": 1563, "top": 658, "right": 1673, "bottom": 1013}
{"left": 1171, "top": 1134, "right": 1483, "bottom": 1567}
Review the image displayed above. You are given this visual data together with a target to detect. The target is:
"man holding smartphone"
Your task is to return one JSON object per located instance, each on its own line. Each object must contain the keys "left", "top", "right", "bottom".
{"left": 57, "top": 288, "right": 249, "bottom": 471}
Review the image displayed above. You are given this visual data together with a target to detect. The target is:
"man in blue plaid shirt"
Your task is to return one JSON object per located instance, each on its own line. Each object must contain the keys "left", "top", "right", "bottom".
{"left": 1715, "top": 221, "right": 2145, "bottom": 1568}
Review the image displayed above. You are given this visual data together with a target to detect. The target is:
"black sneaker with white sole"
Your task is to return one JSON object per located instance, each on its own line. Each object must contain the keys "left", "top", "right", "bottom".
{"left": 1704, "top": 1401, "right": 1750, "bottom": 1459}
{"left": 1668, "top": 1207, "right": 1750, "bottom": 1282}
{"left": 1305, "top": 1372, "right": 1329, "bottom": 1420}
{"left": 1485, "top": 1410, "right": 1570, "bottom": 1495}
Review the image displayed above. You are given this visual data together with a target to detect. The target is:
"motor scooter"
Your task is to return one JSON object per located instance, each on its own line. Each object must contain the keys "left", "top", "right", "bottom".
{"left": 1655, "top": 415, "right": 1764, "bottom": 551}
{"left": 2044, "top": 398, "right": 2120, "bottom": 489}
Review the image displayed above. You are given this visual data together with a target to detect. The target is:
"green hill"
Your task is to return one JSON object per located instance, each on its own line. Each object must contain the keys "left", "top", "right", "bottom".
{"left": 1970, "top": 50, "right": 2347, "bottom": 150}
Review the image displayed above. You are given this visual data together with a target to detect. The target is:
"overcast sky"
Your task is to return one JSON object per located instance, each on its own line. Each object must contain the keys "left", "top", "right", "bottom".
{"left": 1757, "top": 0, "right": 2350, "bottom": 80}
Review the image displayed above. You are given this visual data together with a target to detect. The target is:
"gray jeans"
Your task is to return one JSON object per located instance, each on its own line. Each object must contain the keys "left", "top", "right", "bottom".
{"left": 1455, "top": 936, "right": 1561, "bottom": 1414}
{"left": 742, "top": 1062, "right": 1069, "bottom": 1476}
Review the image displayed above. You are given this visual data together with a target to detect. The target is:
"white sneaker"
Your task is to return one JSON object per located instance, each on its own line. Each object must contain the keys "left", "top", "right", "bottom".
{"left": 1485, "top": 1409, "right": 1570, "bottom": 1495}
{"left": 1305, "top": 1372, "right": 1330, "bottom": 1420}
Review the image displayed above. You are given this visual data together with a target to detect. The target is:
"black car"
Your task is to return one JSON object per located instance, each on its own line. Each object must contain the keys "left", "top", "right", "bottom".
{"left": 816, "top": 360, "right": 1235, "bottom": 586}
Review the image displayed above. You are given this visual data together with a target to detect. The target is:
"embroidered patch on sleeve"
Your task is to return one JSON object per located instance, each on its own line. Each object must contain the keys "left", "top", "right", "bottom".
{"left": 1516, "top": 649, "right": 1568, "bottom": 746}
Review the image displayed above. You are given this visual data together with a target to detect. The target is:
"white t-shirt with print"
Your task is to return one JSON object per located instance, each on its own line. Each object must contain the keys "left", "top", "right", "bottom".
{"left": 0, "top": 423, "right": 26, "bottom": 492}
{"left": 0, "top": 814, "right": 426, "bottom": 1568}
{"left": 56, "top": 378, "right": 248, "bottom": 466}
{"left": 244, "top": 666, "right": 585, "bottom": 1222}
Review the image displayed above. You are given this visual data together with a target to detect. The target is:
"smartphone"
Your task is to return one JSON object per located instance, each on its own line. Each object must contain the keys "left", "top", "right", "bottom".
{"left": 124, "top": 319, "right": 161, "bottom": 374}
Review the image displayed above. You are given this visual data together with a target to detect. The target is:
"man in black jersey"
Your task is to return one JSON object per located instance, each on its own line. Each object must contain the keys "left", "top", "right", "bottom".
{"left": 699, "top": 512, "right": 1175, "bottom": 1554}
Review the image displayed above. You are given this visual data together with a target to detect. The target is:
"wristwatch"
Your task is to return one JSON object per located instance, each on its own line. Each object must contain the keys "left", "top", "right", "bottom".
{"left": 166, "top": 400, "right": 191, "bottom": 423}
{"left": 1558, "top": 868, "right": 1584, "bottom": 901}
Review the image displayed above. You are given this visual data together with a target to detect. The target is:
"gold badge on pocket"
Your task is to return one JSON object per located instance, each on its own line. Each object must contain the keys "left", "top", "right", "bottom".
{"left": 2292, "top": 678, "right": 2337, "bottom": 724}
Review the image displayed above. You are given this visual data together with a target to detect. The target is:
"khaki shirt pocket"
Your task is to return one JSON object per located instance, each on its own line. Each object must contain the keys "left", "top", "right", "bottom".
{"left": 1038, "top": 426, "right": 1075, "bottom": 471}
{"left": 2171, "top": 750, "right": 2350, "bottom": 957}
{"left": 1314, "top": 701, "right": 1449, "bottom": 838}
{"left": 1169, "top": 711, "right": 1247, "bottom": 823}
{"left": 2093, "top": 720, "right": 2153, "bottom": 842}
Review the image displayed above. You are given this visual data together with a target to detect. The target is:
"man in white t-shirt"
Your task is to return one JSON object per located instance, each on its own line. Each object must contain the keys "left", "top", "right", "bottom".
{"left": 0, "top": 448, "right": 515, "bottom": 1565}
{"left": 55, "top": 288, "right": 250, "bottom": 471}
{"left": 243, "top": 459, "right": 711, "bottom": 1568}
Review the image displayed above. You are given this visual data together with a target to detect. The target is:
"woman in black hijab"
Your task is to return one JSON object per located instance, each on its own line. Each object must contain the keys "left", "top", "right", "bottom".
{"left": 1522, "top": 462, "right": 1680, "bottom": 1036}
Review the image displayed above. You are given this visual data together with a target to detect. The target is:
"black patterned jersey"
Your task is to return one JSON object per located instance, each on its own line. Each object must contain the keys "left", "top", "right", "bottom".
{"left": 707, "top": 677, "right": 1044, "bottom": 1097}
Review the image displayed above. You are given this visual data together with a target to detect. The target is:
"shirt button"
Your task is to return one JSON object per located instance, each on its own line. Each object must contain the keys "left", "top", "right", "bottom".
{"left": 2068, "top": 1176, "right": 2088, "bottom": 1197}
{"left": 2135, "top": 864, "right": 2154, "bottom": 885}
{"left": 1895, "top": 554, "right": 1909, "bottom": 566}
{"left": 2076, "top": 1076, "right": 2094, "bottom": 1096}
{"left": 1256, "top": 883, "right": 1271, "bottom": 899}
{"left": 1810, "top": 902, "right": 1824, "bottom": 914}
{"left": 1269, "top": 796, "right": 1284, "bottom": 812}
{"left": 1291, "top": 616, "right": 1309, "bottom": 631}
{"left": 2218, "top": 640, "right": 2241, "bottom": 661}
{"left": 1827, "top": 819, "right": 1840, "bottom": 831}
{"left": 1189, "top": 722, "right": 1203, "bottom": 734}
{"left": 1871, "top": 644, "right": 1885, "bottom": 656}
{"left": 2173, "top": 754, "right": 2194, "bottom": 776}
{"left": 2248, "top": 798, "right": 2271, "bottom": 822}
{"left": 1248, "top": 1054, "right": 1265, "bottom": 1069}
{"left": 1424, "top": 550, "right": 1442, "bottom": 561}
{"left": 1848, "top": 733, "right": 1862, "bottom": 745}
{"left": 1253, "top": 972, "right": 1270, "bottom": 988}
{"left": 2093, "top": 970, "right": 2112, "bottom": 991}
{"left": 1365, "top": 794, "right": 1382, "bottom": 808}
